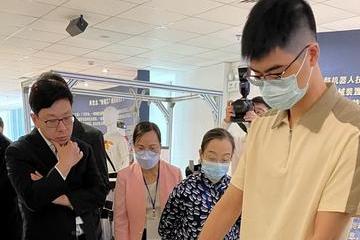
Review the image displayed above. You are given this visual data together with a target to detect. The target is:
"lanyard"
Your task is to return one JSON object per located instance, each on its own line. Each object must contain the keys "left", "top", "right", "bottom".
{"left": 143, "top": 166, "right": 160, "bottom": 217}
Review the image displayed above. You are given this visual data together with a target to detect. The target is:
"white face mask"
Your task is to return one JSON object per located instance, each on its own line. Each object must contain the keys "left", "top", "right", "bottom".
{"left": 260, "top": 50, "right": 313, "bottom": 110}
{"left": 135, "top": 150, "right": 160, "bottom": 170}
{"left": 201, "top": 160, "right": 230, "bottom": 183}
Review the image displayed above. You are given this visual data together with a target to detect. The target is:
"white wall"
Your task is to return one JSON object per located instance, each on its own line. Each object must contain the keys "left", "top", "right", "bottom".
{"left": 149, "top": 69, "right": 177, "bottom": 149}
{"left": 171, "top": 63, "right": 228, "bottom": 173}
{"left": 149, "top": 100, "right": 168, "bottom": 145}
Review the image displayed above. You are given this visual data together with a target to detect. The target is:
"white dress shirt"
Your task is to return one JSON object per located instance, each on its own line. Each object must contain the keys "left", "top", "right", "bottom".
{"left": 38, "top": 129, "right": 84, "bottom": 236}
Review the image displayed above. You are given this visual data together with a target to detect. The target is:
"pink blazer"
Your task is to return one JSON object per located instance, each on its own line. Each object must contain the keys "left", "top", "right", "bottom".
{"left": 114, "top": 160, "right": 182, "bottom": 240}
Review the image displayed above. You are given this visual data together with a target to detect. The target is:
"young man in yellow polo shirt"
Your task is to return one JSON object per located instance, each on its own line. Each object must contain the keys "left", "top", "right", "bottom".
{"left": 199, "top": 0, "right": 360, "bottom": 239}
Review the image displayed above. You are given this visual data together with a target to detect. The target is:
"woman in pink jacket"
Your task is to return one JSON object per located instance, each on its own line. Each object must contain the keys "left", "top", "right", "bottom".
{"left": 114, "top": 121, "right": 182, "bottom": 240}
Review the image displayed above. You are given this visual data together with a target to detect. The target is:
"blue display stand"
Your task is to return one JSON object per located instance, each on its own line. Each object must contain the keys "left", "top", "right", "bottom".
{"left": 318, "top": 30, "right": 360, "bottom": 240}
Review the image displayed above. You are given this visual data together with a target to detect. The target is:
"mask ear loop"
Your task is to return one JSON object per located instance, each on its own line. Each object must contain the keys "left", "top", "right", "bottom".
{"left": 295, "top": 50, "right": 309, "bottom": 77}
{"left": 296, "top": 49, "right": 314, "bottom": 90}
{"left": 303, "top": 67, "right": 314, "bottom": 88}
{"left": 133, "top": 151, "right": 137, "bottom": 162}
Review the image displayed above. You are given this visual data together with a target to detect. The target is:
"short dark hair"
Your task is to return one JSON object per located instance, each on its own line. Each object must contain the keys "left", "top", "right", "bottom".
{"left": 242, "top": 0, "right": 317, "bottom": 60}
{"left": 38, "top": 71, "right": 68, "bottom": 85}
{"left": 252, "top": 96, "right": 271, "bottom": 109}
{"left": 29, "top": 72, "right": 73, "bottom": 114}
{"left": 0, "top": 117, "right": 3, "bottom": 128}
{"left": 201, "top": 128, "right": 235, "bottom": 155}
{"left": 133, "top": 121, "right": 161, "bottom": 145}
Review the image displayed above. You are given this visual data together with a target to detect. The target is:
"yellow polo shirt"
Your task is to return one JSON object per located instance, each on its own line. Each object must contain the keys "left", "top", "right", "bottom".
{"left": 231, "top": 84, "right": 360, "bottom": 240}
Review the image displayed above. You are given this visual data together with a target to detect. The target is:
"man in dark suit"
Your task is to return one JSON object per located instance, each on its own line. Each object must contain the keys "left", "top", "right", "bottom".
{"left": 5, "top": 72, "right": 107, "bottom": 240}
{"left": 36, "top": 72, "right": 111, "bottom": 239}
{"left": 35, "top": 72, "right": 110, "bottom": 192}
{"left": 0, "top": 125, "right": 22, "bottom": 240}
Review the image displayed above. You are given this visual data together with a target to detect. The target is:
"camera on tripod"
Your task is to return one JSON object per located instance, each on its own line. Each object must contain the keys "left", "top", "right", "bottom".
{"left": 231, "top": 67, "right": 253, "bottom": 123}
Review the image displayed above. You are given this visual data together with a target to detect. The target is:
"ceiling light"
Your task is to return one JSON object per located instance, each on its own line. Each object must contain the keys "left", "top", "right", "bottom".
{"left": 102, "top": 68, "right": 109, "bottom": 73}
{"left": 18, "top": 56, "right": 29, "bottom": 61}
{"left": 155, "top": 25, "right": 168, "bottom": 30}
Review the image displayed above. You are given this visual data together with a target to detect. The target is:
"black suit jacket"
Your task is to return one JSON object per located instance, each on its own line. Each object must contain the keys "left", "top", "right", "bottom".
{"left": 72, "top": 117, "right": 110, "bottom": 192}
{"left": 5, "top": 129, "right": 107, "bottom": 240}
{"left": 0, "top": 134, "right": 22, "bottom": 240}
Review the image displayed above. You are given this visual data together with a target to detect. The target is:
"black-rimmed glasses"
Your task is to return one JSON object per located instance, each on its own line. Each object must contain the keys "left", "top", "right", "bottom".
{"left": 247, "top": 44, "right": 311, "bottom": 86}
{"left": 42, "top": 115, "right": 74, "bottom": 128}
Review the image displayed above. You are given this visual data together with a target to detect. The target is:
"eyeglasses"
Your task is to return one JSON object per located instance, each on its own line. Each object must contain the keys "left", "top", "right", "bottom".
{"left": 42, "top": 115, "right": 74, "bottom": 128}
{"left": 204, "top": 154, "right": 231, "bottom": 163}
{"left": 246, "top": 44, "right": 311, "bottom": 86}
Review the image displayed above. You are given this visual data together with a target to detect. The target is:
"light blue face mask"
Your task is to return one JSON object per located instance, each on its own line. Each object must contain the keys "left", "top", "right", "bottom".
{"left": 135, "top": 150, "right": 160, "bottom": 170}
{"left": 260, "top": 51, "right": 313, "bottom": 110}
{"left": 201, "top": 160, "right": 230, "bottom": 183}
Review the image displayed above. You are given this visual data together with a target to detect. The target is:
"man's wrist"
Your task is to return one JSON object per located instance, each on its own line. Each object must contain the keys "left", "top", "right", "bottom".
{"left": 55, "top": 162, "right": 71, "bottom": 179}
{"left": 64, "top": 195, "right": 73, "bottom": 210}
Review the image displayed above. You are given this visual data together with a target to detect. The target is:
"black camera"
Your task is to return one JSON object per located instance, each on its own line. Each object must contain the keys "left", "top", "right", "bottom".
{"left": 231, "top": 67, "right": 253, "bottom": 123}
{"left": 116, "top": 120, "right": 126, "bottom": 129}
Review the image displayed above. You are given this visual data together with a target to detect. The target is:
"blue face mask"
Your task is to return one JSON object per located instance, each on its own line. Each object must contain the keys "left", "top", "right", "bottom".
{"left": 135, "top": 150, "right": 160, "bottom": 170}
{"left": 201, "top": 160, "right": 230, "bottom": 183}
{"left": 260, "top": 51, "right": 313, "bottom": 111}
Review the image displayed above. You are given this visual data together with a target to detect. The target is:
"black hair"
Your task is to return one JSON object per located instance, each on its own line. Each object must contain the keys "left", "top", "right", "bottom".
{"left": 242, "top": 0, "right": 317, "bottom": 60}
{"left": 201, "top": 128, "right": 235, "bottom": 155}
{"left": 133, "top": 121, "right": 161, "bottom": 145}
{"left": 29, "top": 72, "right": 73, "bottom": 114}
{"left": 0, "top": 117, "right": 3, "bottom": 128}
{"left": 38, "top": 72, "right": 68, "bottom": 85}
{"left": 252, "top": 96, "right": 271, "bottom": 109}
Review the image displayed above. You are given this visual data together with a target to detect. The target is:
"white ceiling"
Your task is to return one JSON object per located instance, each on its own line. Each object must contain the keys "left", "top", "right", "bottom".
{"left": 0, "top": 0, "right": 359, "bottom": 95}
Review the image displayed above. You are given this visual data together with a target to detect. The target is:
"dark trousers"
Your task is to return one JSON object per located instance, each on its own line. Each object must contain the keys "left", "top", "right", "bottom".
{"left": 77, "top": 235, "right": 86, "bottom": 240}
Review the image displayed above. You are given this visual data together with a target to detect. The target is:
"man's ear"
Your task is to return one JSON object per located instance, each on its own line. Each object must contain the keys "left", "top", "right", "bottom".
{"left": 31, "top": 113, "right": 40, "bottom": 129}
{"left": 308, "top": 43, "right": 320, "bottom": 67}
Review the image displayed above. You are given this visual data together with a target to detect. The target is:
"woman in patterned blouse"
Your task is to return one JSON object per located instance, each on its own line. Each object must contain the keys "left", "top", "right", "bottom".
{"left": 159, "top": 128, "right": 241, "bottom": 240}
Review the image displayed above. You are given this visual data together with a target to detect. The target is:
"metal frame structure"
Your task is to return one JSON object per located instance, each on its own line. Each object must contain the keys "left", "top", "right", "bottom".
{"left": 21, "top": 71, "right": 223, "bottom": 162}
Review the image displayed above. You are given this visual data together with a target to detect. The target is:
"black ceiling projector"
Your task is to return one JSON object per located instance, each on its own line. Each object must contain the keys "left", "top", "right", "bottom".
{"left": 66, "top": 15, "right": 88, "bottom": 37}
